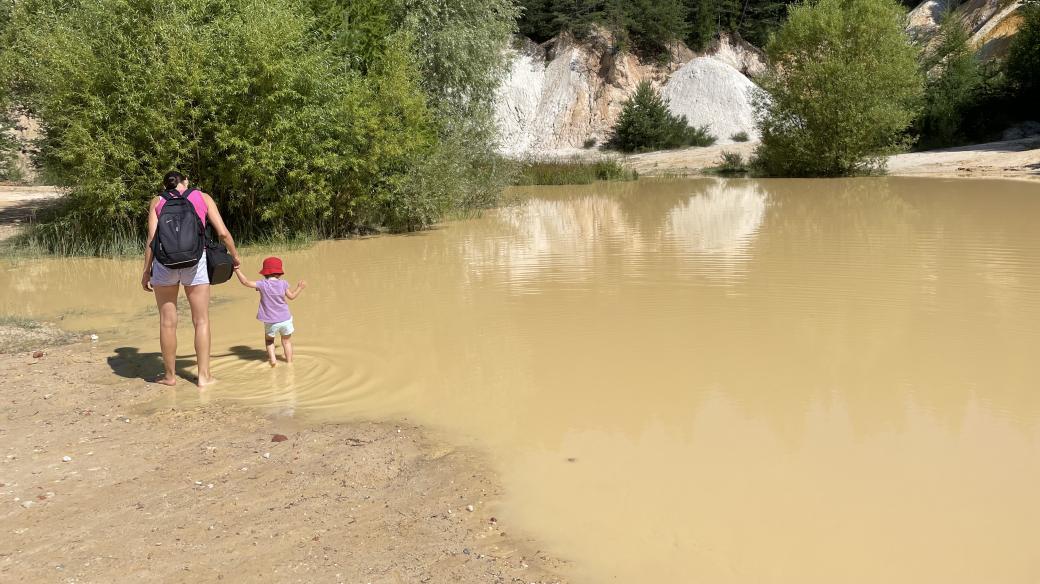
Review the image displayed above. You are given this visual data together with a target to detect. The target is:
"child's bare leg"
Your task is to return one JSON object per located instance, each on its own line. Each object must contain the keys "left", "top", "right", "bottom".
{"left": 281, "top": 334, "right": 293, "bottom": 364}
{"left": 265, "top": 335, "right": 277, "bottom": 367}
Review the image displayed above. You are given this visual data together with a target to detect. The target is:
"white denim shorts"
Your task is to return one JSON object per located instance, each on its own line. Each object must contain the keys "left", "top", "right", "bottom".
{"left": 264, "top": 318, "right": 294, "bottom": 338}
{"left": 151, "top": 253, "right": 209, "bottom": 287}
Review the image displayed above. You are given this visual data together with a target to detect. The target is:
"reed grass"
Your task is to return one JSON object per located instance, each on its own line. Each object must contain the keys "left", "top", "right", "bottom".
{"left": 706, "top": 151, "right": 751, "bottom": 176}
{"left": 514, "top": 158, "right": 638, "bottom": 185}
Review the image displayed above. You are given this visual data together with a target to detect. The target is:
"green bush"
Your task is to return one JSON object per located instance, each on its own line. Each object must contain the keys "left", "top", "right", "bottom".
{"left": 0, "top": 0, "right": 515, "bottom": 254}
{"left": 712, "top": 151, "right": 749, "bottom": 174}
{"left": 605, "top": 81, "right": 715, "bottom": 152}
{"left": 914, "top": 14, "right": 986, "bottom": 149}
{"left": 752, "top": 0, "right": 923, "bottom": 176}
{"left": 514, "top": 158, "right": 636, "bottom": 184}
{"left": 583, "top": 137, "right": 598, "bottom": 148}
{"left": 730, "top": 131, "right": 750, "bottom": 142}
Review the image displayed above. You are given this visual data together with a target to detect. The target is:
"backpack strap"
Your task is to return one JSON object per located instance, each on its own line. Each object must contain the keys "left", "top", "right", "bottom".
{"left": 160, "top": 188, "right": 197, "bottom": 201}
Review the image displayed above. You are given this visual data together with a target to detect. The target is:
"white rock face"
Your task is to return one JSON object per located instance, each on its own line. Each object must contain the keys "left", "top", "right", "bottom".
{"left": 494, "top": 49, "right": 548, "bottom": 157}
{"left": 661, "top": 58, "right": 761, "bottom": 144}
{"left": 493, "top": 33, "right": 762, "bottom": 157}
{"left": 494, "top": 34, "right": 678, "bottom": 156}
{"left": 907, "top": 0, "right": 950, "bottom": 43}
{"left": 701, "top": 33, "right": 767, "bottom": 77}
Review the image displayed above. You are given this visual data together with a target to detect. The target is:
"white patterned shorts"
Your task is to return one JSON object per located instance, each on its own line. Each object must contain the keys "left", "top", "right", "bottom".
{"left": 151, "top": 254, "right": 209, "bottom": 287}
{"left": 264, "top": 318, "right": 294, "bottom": 338}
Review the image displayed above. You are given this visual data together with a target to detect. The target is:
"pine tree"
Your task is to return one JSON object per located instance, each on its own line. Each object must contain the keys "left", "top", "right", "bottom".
{"left": 605, "top": 81, "right": 715, "bottom": 152}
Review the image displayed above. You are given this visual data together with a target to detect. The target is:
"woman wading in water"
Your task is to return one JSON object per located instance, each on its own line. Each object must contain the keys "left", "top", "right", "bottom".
{"left": 141, "top": 171, "right": 240, "bottom": 386}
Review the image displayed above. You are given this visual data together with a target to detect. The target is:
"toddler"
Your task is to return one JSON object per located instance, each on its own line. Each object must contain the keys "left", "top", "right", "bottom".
{"left": 234, "top": 257, "right": 306, "bottom": 367}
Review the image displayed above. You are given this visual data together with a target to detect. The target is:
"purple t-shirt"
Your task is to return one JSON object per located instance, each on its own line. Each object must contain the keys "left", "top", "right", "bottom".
{"left": 256, "top": 278, "right": 291, "bottom": 324}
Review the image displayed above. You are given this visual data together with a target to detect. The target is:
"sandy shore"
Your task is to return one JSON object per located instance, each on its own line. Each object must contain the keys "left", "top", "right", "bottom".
{"left": 886, "top": 137, "right": 1040, "bottom": 180}
{"left": 601, "top": 137, "right": 1040, "bottom": 180}
{"left": 0, "top": 331, "right": 568, "bottom": 583}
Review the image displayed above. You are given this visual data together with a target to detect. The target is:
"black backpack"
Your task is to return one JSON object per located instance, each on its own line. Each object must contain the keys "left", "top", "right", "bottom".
{"left": 153, "top": 188, "right": 205, "bottom": 268}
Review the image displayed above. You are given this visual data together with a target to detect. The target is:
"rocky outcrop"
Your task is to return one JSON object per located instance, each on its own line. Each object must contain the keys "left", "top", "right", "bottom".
{"left": 907, "top": 0, "right": 1026, "bottom": 60}
{"left": 494, "top": 30, "right": 688, "bottom": 156}
{"left": 700, "top": 33, "right": 767, "bottom": 78}
{"left": 493, "top": 30, "right": 762, "bottom": 158}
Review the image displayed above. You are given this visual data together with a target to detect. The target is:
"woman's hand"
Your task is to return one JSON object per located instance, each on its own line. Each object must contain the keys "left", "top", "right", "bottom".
{"left": 141, "top": 269, "right": 153, "bottom": 292}
{"left": 232, "top": 254, "right": 242, "bottom": 269}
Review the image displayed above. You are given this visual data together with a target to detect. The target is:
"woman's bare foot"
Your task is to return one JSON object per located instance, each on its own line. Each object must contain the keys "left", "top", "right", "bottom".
{"left": 151, "top": 375, "right": 177, "bottom": 386}
{"left": 197, "top": 375, "right": 218, "bottom": 388}
{"left": 269, "top": 360, "right": 277, "bottom": 368}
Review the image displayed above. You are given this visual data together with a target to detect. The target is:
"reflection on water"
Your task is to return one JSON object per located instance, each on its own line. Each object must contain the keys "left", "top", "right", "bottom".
{"left": 463, "top": 179, "right": 768, "bottom": 289}
{"left": 2, "top": 177, "right": 1040, "bottom": 583}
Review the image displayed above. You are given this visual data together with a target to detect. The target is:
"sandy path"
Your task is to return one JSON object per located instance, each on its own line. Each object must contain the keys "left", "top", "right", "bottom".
{"left": 0, "top": 339, "right": 568, "bottom": 583}
{"left": 621, "top": 142, "right": 758, "bottom": 176}
{"left": 0, "top": 185, "right": 63, "bottom": 241}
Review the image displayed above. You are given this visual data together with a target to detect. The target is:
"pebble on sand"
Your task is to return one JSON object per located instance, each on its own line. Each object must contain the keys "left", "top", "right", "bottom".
{"left": 61, "top": 456, "right": 72, "bottom": 462}
{"left": 271, "top": 434, "right": 288, "bottom": 442}
{"left": 32, "top": 351, "right": 44, "bottom": 359}
{"left": 466, "top": 505, "right": 475, "bottom": 512}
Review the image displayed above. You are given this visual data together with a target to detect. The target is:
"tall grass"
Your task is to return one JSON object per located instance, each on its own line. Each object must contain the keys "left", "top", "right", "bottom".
{"left": 6, "top": 218, "right": 143, "bottom": 257}
{"left": 2, "top": 216, "right": 321, "bottom": 258}
{"left": 514, "top": 158, "right": 638, "bottom": 185}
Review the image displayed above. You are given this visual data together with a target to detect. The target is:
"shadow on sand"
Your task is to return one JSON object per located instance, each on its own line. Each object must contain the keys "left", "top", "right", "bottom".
{"left": 227, "top": 344, "right": 270, "bottom": 363}
{"left": 108, "top": 347, "right": 198, "bottom": 383}
{"left": 108, "top": 345, "right": 276, "bottom": 382}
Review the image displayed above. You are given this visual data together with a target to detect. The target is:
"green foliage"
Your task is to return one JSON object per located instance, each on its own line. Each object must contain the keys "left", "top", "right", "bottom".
{"left": 0, "top": 0, "right": 516, "bottom": 254}
{"left": 685, "top": 0, "right": 793, "bottom": 50}
{"left": 514, "top": 157, "right": 636, "bottom": 185}
{"left": 605, "top": 81, "right": 715, "bottom": 152}
{"left": 517, "top": 0, "right": 688, "bottom": 58}
{"left": 1005, "top": 0, "right": 1040, "bottom": 110}
{"left": 914, "top": 14, "right": 986, "bottom": 149}
{"left": 753, "top": 0, "right": 923, "bottom": 177}
{"left": 730, "top": 131, "right": 749, "bottom": 142}
{"left": 583, "top": 137, "right": 598, "bottom": 148}
{"left": 517, "top": 0, "right": 795, "bottom": 56}
{"left": 711, "top": 150, "right": 749, "bottom": 174}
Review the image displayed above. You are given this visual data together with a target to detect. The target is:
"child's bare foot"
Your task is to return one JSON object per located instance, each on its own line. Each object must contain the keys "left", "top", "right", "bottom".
{"left": 151, "top": 375, "right": 177, "bottom": 387}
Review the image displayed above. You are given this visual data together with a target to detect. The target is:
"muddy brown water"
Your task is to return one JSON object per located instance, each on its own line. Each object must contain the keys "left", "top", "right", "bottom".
{"left": 2, "top": 177, "right": 1039, "bottom": 582}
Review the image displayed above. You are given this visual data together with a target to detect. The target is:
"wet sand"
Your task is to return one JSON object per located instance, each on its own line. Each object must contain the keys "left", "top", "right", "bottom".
{"left": 0, "top": 338, "right": 567, "bottom": 583}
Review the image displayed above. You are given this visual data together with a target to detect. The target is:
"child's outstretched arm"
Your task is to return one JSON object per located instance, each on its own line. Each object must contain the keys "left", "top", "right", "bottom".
{"left": 233, "top": 267, "right": 258, "bottom": 289}
{"left": 286, "top": 280, "right": 307, "bottom": 300}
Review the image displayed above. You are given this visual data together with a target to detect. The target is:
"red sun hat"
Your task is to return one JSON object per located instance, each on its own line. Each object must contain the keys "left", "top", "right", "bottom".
{"left": 259, "top": 257, "right": 284, "bottom": 276}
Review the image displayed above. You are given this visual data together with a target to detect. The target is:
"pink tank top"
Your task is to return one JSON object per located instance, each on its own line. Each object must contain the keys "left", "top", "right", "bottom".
{"left": 155, "top": 189, "right": 207, "bottom": 225}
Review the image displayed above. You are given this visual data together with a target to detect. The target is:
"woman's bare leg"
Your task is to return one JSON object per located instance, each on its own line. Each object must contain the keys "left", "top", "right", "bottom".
{"left": 265, "top": 336, "right": 277, "bottom": 367}
{"left": 153, "top": 285, "right": 180, "bottom": 386}
{"left": 184, "top": 283, "right": 215, "bottom": 386}
{"left": 281, "top": 334, "right": 293, "bottom": 364}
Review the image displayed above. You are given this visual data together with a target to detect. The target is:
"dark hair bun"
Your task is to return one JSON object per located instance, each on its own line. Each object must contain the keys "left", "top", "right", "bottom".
{"left": 163, "top": 171, "right": 185, "bottom": 191}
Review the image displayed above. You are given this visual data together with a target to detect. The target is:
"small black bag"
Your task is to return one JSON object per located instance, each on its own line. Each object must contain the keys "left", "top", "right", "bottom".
{"left": 205, "top": 225, "right": 234, "bottom": 285}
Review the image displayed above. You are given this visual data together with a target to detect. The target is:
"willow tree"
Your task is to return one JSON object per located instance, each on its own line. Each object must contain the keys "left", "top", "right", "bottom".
{"left": 1, "top": 0, "right": 518, "bottom": 253}
{"left": 753, "top": 0, "right": 924, "bottom": 176}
